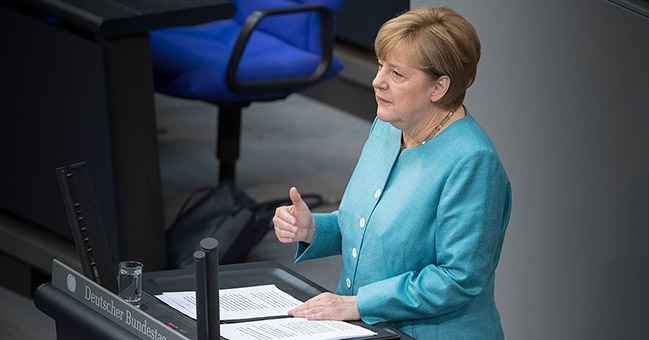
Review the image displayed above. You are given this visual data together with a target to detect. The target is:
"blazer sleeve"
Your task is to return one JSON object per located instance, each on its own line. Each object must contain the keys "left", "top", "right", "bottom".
{"left": 356, "top": 149, "right": 512, "bottom": 323}
{"left": 295, "top": 211, "right": 343, "bottom": 262}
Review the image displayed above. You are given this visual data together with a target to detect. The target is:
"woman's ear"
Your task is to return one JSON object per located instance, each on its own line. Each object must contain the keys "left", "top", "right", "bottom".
{"left": 430, "top": 75, "right": 451, "bottom": 102}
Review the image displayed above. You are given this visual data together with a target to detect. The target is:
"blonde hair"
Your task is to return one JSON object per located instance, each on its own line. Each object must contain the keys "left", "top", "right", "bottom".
{"left": 374, "top": 7, "right": 481, "bottom": 110}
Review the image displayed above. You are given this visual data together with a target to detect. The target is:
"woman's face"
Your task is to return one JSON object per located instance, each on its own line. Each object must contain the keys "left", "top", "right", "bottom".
{"left": 372, "top": 49, "right": 437, "bottom": 133}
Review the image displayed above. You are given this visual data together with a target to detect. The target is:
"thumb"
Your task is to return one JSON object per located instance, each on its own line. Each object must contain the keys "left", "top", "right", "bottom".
{"left": 289, "top": 187, "right": 309, "bottom": 213}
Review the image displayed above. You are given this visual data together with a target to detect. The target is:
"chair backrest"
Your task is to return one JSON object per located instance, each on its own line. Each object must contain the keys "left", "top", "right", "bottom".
{"left": 231, "top": 0, "right": 344, "bottom": 54}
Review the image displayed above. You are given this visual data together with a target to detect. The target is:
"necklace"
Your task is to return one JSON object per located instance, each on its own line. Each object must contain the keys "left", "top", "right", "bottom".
{"left": 401, "top": 109, "right": 455, "bottom": 150}
{"left": 422, "top": 109, "right": 455, "bottom": 144}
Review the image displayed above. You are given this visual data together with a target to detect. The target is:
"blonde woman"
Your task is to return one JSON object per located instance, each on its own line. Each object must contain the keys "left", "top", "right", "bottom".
{"left": 274, "top": 7, "right": 511, "bottom": 339}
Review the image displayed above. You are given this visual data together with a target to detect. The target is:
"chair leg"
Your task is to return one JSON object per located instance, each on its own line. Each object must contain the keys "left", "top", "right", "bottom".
{"left": 216, "top": 104, "right": 243, "bottom": 184}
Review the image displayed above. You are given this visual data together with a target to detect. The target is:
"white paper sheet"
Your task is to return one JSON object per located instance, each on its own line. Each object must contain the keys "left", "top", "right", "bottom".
{"left": 220, "top": 318, "right": 377, "bottom": 340}
{"left": 156, "top": 293, "right": 197, "bottom": 319}
{"left": 156, "top": 284, "right": 303, "bottom": 321}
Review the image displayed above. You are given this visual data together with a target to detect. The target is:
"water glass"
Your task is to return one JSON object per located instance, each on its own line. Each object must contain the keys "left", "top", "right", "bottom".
{"left": 118, "top": 260, "right": 143, "bottom": 307}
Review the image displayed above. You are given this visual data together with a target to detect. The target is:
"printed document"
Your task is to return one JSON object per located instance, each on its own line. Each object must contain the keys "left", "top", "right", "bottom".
{"left": 220, "top": 318, "right": 377, "bottom": 340}
{"left": 156, "top": 284, "right": 303, "bottom": 321}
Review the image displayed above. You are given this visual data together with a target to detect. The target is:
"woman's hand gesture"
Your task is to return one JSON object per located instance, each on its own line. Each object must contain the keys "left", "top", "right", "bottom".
{"left": 273, "top": 187, "right": 316, "bottom": 244}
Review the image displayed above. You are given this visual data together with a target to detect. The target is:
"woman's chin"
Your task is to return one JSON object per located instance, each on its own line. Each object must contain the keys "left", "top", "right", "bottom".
{"left": 376, "top": 109, "right": 394, "bottom": 123}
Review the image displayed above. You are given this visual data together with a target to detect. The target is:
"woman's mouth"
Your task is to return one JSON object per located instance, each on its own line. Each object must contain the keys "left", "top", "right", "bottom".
{"left": 376, "top": 95, "right": 391, "bottom": 104}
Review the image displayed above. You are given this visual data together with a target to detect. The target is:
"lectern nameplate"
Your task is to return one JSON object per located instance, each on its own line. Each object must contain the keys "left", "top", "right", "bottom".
{"left": 51, "top": 259, "right": 190, "bottom": 340}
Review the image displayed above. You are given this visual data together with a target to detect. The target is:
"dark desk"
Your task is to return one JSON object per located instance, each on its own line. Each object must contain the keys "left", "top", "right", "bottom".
{"left": 0, "top": 0, "right": 235, "bottom": 270}
{"left": 143, "top": 262, "right": 410, "bottom": 339}
{"left": 35, "top": 260, "right": 412, "bottom": 340}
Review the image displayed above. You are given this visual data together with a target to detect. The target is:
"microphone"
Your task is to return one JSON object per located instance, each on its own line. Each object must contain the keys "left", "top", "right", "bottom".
{"left": 194, "top": 238, "right": 220, "bottom": 340}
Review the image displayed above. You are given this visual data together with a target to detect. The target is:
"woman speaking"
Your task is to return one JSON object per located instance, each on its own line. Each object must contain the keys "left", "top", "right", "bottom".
{"left": 273, "top": 7, "right": 511, "bottom": 339}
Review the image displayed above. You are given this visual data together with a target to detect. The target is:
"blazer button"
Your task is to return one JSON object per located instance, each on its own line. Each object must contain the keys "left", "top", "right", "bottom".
{"left": 352, "top": 248, "right": 357, "bottom": 258}
{"left": 359, "top": 217, "right": 365, "bottom": 228}
{"left": 346, "top": 277, "right": 351, "bottom": 289}
{"left": 374, "top": 189, "right": 381, "bottom": 199}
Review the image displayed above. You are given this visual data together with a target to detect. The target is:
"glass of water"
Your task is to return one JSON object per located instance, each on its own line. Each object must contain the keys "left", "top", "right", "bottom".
{"left": 118, "top": 261, "right": 143, "bottom": 307}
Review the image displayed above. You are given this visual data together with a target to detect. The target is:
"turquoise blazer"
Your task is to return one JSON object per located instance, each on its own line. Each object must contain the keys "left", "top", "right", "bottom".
{"left": 296, "top": 111, "right": 512, "bottom": 339}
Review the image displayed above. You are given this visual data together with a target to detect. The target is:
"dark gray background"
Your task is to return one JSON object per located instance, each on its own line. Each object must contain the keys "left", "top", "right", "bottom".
{"left": 413, "top": 0, "right": 649, "bottom": 338}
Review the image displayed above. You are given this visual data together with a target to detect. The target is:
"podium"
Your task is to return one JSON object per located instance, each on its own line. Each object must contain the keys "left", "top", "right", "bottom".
{"left": 35, "top": 260, "right": 411, "bottom": 340}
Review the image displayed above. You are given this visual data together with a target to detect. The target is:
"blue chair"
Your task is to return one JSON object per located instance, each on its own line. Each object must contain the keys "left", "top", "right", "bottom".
{"left": 150, "top": 0, "right": 344, "bottom": 183}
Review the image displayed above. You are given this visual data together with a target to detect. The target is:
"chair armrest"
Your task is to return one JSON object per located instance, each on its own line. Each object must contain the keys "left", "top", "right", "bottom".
{"left": 226, "top": 3, "right": 334, "bottom": 92}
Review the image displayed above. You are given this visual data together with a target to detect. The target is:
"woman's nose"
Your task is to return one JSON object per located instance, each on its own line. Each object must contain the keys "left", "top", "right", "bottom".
{"left": 372, "top": 70, "right": 386, "bottom": 90}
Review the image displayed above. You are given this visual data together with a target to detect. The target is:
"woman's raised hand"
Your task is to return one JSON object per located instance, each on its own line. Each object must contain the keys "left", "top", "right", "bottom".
{"left": 273, "top": 187, "right": 316, "bottom": 244}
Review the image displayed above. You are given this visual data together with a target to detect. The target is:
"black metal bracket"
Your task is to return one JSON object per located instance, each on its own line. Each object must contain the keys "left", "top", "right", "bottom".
{"left": 56, "top": 162, "right": 118, "bottom": 294}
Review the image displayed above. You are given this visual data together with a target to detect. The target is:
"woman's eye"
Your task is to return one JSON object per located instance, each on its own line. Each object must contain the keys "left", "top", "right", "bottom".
{"left": 392, "top": 70, "right": 403, "bottom": 77}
